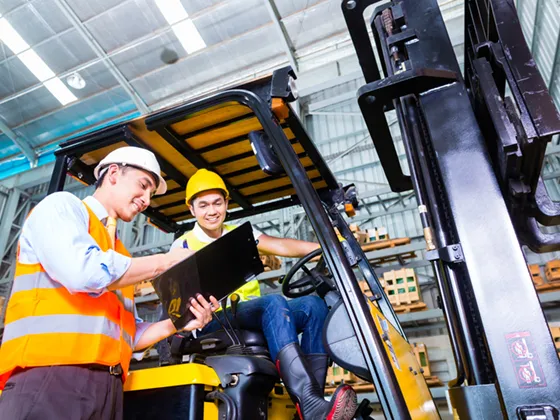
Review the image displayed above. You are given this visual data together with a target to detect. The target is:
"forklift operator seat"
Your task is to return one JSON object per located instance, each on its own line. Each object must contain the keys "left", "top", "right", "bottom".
{"left": 167, "top": 328, "right": 270, "bottom": 361}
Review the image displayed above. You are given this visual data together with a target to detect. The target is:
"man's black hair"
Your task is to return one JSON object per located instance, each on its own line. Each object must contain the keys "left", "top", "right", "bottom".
{"left": 95, "top": 164, "right": 130, "bottom": 189}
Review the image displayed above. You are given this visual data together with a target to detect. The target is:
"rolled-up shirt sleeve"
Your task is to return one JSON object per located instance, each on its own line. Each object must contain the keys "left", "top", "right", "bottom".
{"left": 19, "top": 192, "right": 132, "bottom": 295}
{"left": 131, "top": 304, "right": 155, "bottom": 360}
{"left": 133, "top": 304, "right": 151, "bottom": 349}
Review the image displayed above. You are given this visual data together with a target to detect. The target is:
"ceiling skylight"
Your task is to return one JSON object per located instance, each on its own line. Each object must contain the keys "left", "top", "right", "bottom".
{"left": 0, "top": 14, "right": 77, "bottom": 106}
{"left": 155, "top": 0, "right": 206, "bottom": 55}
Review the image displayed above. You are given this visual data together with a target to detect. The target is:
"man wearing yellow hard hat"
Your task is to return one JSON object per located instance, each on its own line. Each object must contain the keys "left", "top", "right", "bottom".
{"left": 0, "top": 147, "right": 217, "bottom": 420}
{"left": 165, "top": 169, "right": 358, "bottom": 420}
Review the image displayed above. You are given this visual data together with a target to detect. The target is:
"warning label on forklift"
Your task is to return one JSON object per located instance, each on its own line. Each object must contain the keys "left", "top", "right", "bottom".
{"left": 505, "top": 331, "right": 547, "bottom": 388}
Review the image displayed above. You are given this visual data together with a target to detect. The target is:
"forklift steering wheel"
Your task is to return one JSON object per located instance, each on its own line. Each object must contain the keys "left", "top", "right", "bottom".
{"left": 281, "top": 248, "right": 335, "bottom": 298}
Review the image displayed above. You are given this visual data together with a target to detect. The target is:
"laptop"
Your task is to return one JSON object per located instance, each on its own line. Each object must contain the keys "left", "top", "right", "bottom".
{"left": 151, "top": 222, "right": 264, "bottom": 330}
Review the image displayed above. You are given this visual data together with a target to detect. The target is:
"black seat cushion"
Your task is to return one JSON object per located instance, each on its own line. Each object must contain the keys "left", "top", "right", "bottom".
{"left": 170, "top": 329, "right": 269, "bottom": 357}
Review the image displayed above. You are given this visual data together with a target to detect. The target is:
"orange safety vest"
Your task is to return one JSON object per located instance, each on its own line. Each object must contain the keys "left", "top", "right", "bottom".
{"left": 0, "top": 202, "right": 136, "bottom": 389}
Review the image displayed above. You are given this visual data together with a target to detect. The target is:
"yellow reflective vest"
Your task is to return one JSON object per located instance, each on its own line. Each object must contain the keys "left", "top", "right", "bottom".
{"left": 177, "top": 224, "right": 261, "bottom": 304}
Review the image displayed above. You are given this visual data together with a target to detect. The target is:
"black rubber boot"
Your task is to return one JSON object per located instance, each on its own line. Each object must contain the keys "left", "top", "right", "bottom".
{"left": 306, "top": 354, "right": 329, "bottom": 394}
{"left": 277, "top": 343, "right": 357, "bottom": 420}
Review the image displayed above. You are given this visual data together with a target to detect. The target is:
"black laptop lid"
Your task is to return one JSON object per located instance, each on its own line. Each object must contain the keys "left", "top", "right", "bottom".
{"left": 151, "top": 222, "right": 264, "bottom": 330}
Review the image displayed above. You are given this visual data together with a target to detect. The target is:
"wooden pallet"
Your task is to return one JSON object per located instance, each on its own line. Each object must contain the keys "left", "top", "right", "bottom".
{"left": 325, "top": 382, "right": 373, "bottom": 395}
{"left": 425, "top": 375, "right": 443, "bottom": 387}
{"left": 393, "top": 301, "right": 428, "bottom": 313}
{"left": 361, "top": 237, "right": 411, "bottom": 253}
{"left": 369, "top": 251, "right": 417, "bottom": 266}
{"left": 536, "top": 282, "right": 560, "bottom": 292}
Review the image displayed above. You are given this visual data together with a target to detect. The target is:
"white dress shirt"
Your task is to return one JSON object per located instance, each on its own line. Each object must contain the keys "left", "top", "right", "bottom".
{"left": 17, "top": 192, "right": 150, "bottom": 349}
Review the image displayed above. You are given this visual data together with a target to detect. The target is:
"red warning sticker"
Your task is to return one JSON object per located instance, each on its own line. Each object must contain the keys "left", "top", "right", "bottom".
{"left": 505, "top": 331, "right": 546, "bottom": 389}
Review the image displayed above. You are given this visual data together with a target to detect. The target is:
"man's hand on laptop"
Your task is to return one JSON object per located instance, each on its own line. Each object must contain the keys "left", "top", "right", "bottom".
{"left": 182, "top": 294, "right": 220, "bottom": 332}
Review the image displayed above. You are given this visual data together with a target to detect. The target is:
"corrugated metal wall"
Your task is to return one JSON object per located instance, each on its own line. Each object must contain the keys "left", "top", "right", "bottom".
{"left": 518, "top": 0, "right": 560, "bottom": 108}
{"left": 304, "top": 79, "right": 438, "bottom": 304}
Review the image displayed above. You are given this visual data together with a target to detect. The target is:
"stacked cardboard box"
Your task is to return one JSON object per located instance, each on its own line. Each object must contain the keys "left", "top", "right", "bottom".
{"left": 349, "top": 224, "right": 369, "bottom": 244}
{"left": 326, "top": 363, "right": 360, "bottom": 386}
{"left": 545, "top": 260, "right": 560, "bottom": 284}
{"left": 529, "top": 264, "right": 545, "bottom": 287}
{"left": 134, "top": 281, "right": 155, "bottom": 297}
{"left": 531, "top": 261, "right": 560, "bottom": 291}
{"left": 260, "top": 255, "right": 282, "bottom": 271}
{"left": 381, "top": 268, "right": 425, "bottom": 311}
{"left": 367, "top": 227, "right": 389, "bottom": 242}
{"left": 412, "top": 342, "right": 443, "bottom": 386}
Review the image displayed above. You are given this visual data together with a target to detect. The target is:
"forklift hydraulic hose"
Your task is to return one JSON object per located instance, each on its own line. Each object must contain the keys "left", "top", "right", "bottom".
{"left": 206, "top": 390, "right": 237, "bottom": 420}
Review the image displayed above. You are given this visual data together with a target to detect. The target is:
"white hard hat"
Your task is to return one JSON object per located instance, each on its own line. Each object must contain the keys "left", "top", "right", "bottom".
{"left": 93, "top": 147, "right": 167, "bottom": 195}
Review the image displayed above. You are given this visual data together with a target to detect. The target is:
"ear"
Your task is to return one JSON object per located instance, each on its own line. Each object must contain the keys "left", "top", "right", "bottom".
{"left": 107, "top": 164, "right": 120, "bottom": 186}
{"left": 189, "top": 204, "right": 196, "bottom": 217}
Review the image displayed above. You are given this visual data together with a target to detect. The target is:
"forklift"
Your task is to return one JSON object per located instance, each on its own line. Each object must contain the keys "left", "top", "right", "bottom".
{"left": 47, "top": 0, "right": 560, "bottom": 418}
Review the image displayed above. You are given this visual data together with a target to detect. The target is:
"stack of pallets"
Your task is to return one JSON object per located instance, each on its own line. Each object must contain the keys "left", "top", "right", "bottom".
{"left": 381, "top": 268, "right": 427, "bottom": 313}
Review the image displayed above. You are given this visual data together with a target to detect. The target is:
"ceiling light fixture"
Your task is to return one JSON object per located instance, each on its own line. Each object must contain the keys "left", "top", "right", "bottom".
{"left": 155, "top": 0, "right": 206, "bottom": 55}
{"left": 0, "top": 15, "right": 77, "bottom": 105}
{"left": 66, "top": 72, "right": 86, "bottom": 89}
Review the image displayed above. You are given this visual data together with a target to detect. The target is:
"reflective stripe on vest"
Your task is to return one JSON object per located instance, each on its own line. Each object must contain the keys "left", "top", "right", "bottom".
{"left": 178, "top": 224, "right": 261, "bottom": 304}
{"left": 2, "top": 314, "right": 133, "bottom": 348}
{"left": 0, "top": 201, "right": 136, "bottom": 389}
{"left": 10, "top": 273, "right": 134, "bottom": 315}
{"left": 10, "top": 271, "right": 61, "bottom": 294}
{"left": 114, "top": 289, "right": 135, "bottom": 314}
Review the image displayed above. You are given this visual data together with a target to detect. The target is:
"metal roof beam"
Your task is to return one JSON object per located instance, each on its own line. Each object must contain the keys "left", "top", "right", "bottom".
{"left": 264, "top": 0, "right": 299, "bottom": 73}
{"left": 0, "top": 188, "right": 22, "bottom": 266}
{"left": 52, "top": 0, "right": 150, "bottom": 114}
{"left": 0, "top": 119, "right": 37, "bottom": 166}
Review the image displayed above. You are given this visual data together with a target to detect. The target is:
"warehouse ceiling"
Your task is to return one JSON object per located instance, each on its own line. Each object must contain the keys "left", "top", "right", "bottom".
{"left": 0, "top": 0, "right": 362, "bottom": 176}
{"left": 0, "top": 0, "right": 558, "bottom": 183}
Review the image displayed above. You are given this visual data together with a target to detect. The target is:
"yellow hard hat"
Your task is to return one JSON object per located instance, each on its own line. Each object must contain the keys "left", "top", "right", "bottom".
{"left": 186, "top": 169, "right": 230, "bottom": 205}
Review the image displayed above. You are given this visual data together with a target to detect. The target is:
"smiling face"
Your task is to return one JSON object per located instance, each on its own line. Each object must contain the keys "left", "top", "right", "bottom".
{"left": 103, "top": 164, "right": 157, "bottom": 222}
{"left": 189, "top": 190, "right": 228, "bottom": 233}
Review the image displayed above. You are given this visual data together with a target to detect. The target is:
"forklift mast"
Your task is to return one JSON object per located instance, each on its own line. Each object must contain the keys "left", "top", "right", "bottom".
{"left": 342, "top": 0, "right": 560, "bottom": 418}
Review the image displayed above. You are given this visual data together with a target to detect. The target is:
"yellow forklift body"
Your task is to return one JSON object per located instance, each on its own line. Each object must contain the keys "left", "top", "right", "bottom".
{"left": 123, "top": 362, "right": 296, "bottom": 419}
{"left": 124, "top": 363, "right": 221, "bottom": 391}
{"left": 368, "top": 300, "right": 440, "bottom": 419}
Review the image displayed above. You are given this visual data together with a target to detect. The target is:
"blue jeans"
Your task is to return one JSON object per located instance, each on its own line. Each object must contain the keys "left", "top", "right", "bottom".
{"left": 200, "top": 294, "right": 328, "bottom": 361}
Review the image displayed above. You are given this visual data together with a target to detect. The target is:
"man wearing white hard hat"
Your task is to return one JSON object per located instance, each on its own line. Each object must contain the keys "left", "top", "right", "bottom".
{"left": 0, "top": 146, "right": 218, "bottom": 420}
